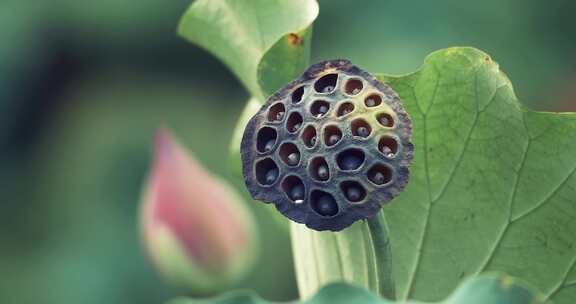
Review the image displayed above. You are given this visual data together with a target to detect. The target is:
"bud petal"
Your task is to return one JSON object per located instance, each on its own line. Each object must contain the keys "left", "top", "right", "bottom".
{"left": 140, "top": 128, "right": 256, "bottom": 294}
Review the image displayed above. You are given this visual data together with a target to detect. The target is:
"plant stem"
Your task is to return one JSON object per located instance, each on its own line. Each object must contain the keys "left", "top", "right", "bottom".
{"left": 366, "top": 211, "right": 396, "bottom": 300}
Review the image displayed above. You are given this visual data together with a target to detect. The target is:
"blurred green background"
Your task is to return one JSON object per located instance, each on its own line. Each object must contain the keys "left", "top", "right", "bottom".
{"left": 0, "top": 0, "right": 574, "bottom": 303}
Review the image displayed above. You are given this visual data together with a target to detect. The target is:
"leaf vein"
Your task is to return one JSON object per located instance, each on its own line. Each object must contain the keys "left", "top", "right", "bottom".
{"left": 403, "top": 80, "right": 439, "bottom": 299}
{"left": 565, "top": 281, "right": 576, "bottom": 288}
{"left": 431, "top": 68, "right": 485, "bottom": 203}
{"left": 405, "top": 67, "right": 497, "bottom": 299}
{"left": 545, "top": 255, "right": 576, "bottom": 300}
{"left": 476, "top": 123, "right": 531, "bottom": 273}
{"left": 511, "top": 165, "right": 576, "bottom": 222}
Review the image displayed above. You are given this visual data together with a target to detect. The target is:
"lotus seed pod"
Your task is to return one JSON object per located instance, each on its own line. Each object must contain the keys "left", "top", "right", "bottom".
{"left": 241, "top": 59, "right": 413, "bottom": 231}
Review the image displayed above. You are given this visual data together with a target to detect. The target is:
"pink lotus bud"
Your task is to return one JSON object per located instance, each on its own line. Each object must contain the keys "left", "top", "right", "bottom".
{"left": 140, "top": 129, "right": 256, "bottom": 294}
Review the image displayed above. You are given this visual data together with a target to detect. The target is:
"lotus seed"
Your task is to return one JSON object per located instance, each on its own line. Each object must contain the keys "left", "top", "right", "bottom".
{"left": 317, "top": 165, "right": 329, "bottom": 180}
{"left": 264, "top": 168, "right": 278, "bottom": 184}
{"left": 316, "top": 194, "right": 338, "bottom": 216}
{"left": 276, "top": 111, "right": 285, "bottom": 120}
{"left": 357, "top": 126, "right": 369, "bottom": 137}
{"left": 290, "top": 184, "right": 305, "bottom": 201}
{"left": 351, "top": 88, "right": 360, "bottom": 95}
{"left": 366, "top": 98, "right": 376, "bottom": 107}
{"left": 381, "top": 146, "right": 394, "bottom": 157}
{"left": 287, "top": 152, "right": 300, "bottom": 165}
{"left": 292, "top": 123, "right": 301, "bottom": 132}
{"left": 328, "top": 134, "right": 340, "bottom": 146}
{"left": 310, "top": 136, "right": 316, "bottom": 146}
{"left": 371, "top": 172, "right": 385, "bottom": 184}
{"left": 346, "top": 186, "right": 363, "bottom": 201}
{"left": 322, "top": 85, "right": 334, "bottom": 93}
{"left": 379, "top": 116, "right": 390, "bottom": 126}
{"left": 340, "top": 154, "right": 362, "bottom": 170}
{"left": 264, "top": 139, "right": 275, "bottom": 152}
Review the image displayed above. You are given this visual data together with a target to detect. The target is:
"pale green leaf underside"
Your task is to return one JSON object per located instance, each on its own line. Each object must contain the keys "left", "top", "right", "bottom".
{"left": 178, "top": 0, "right": 318, "bottom": 99}
{"left": 167, "top": 274, "right": 540, "bottom": 304}
{"left": 291, "top": 212, "right": 394, "bottom": 300}
{"left": 377, "top": 47, "right": 576, "bottom": 303}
